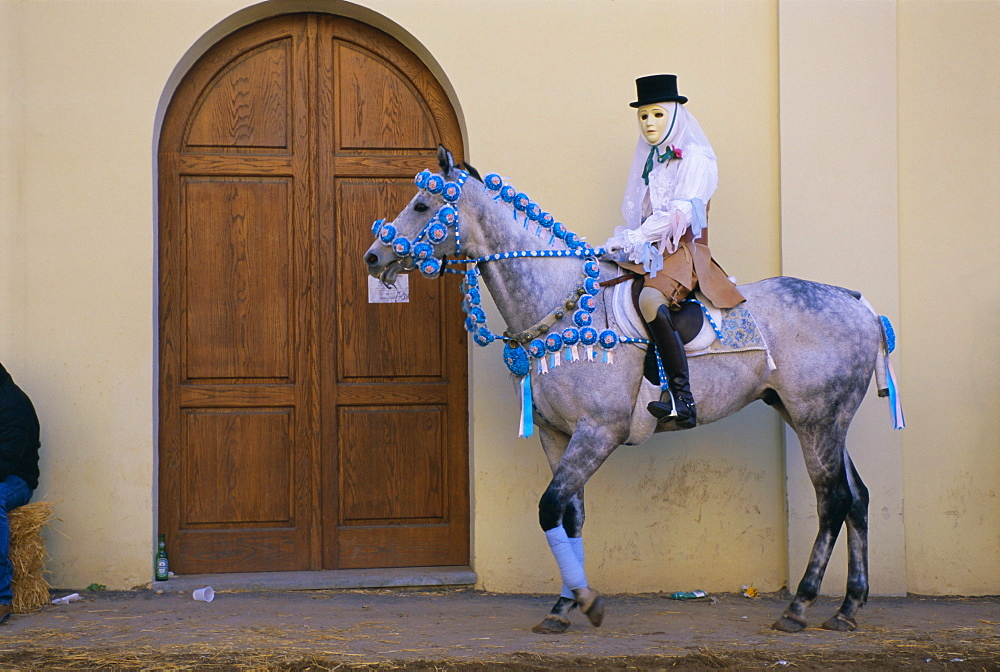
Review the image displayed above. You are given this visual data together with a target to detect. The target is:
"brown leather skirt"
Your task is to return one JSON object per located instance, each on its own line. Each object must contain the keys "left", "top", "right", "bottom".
{"left": 619, "top": 241, "right": 745, "bottom": 309}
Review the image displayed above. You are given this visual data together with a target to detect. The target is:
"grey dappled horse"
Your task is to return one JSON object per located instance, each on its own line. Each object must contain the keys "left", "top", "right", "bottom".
{"left": 364, "top": 146, "right": 898, "bottom": 634}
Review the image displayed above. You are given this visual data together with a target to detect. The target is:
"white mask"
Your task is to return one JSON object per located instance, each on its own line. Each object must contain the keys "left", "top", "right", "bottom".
{"left": 636, "top": 103, "right": 677, "bottom": 146}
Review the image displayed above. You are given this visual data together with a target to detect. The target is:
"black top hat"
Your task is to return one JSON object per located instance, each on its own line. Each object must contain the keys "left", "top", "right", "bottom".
{"left": 630, "top": 74, "right": 688, "bottom": 107}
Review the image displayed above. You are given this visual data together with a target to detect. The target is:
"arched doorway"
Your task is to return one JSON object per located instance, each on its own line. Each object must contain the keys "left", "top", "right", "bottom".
{"left": 158, "top": 12, "right": 469, "bottom": 573}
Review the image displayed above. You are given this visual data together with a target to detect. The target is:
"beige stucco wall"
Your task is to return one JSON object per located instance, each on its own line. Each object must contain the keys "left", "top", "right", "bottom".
{"left": 897, "top": 0, "right": 1000, "bottom": 595}
{"left": 0, "top": 0, "right": 995, "bottom": 597}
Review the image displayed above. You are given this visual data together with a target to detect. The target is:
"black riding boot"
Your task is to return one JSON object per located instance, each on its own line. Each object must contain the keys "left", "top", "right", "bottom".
{"left": 646, "top": 305, "right": 697, "bottom": 429}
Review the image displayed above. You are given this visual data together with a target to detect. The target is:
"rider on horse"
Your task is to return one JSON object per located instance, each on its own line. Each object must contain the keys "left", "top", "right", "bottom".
{"left": 604, "top": 75, "right": 744, "bottom": 429}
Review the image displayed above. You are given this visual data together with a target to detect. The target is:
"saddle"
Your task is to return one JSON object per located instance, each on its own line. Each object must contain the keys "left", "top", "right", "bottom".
{"left": 604, "top": 273, "right": 705, "bottom": 386}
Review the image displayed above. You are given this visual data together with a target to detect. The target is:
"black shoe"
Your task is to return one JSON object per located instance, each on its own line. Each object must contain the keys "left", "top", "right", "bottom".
{"left": 647, "top": 395, "right": 696, "bottom": 428}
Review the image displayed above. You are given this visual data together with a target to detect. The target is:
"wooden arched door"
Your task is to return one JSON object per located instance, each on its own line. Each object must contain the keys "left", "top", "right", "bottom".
{"left": 158, "top": 13, "right": 469, "bottom": 573}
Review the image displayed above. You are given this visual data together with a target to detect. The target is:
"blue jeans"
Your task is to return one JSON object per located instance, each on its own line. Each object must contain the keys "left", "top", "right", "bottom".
{"left": 0, "top": 475, "right": 33, "bottom": 605}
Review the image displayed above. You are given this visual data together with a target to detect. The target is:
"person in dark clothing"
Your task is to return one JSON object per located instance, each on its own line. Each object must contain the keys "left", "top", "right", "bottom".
{"left": 0, "top": 363, "right": 40, "bottom": 624}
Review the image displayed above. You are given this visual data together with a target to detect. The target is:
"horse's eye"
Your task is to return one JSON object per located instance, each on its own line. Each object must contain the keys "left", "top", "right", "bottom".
{"left": 414, "top": 202, "right": 429, "bottom": 213}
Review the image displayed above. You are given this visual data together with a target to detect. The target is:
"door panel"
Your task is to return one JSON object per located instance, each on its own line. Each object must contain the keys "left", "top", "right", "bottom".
{"left": 186, "top": 39, "right": 292, "bottom": 150}
{"left": 181, "top": 408, "right": 294, "bottom": 526}
{"left": 159, "top": 13, "right": 468, "bottom": 574}
{"left": 338, "top": 407, "right": 445, "bottom": 523}
{"left": 182, "top": 177, "right": 292, "bottom": 381}
{"left": 334, "top": 42, "right": 438, "bottom": 150}
{"left": 335, "top": 179, "right": 444, "bottom": 380}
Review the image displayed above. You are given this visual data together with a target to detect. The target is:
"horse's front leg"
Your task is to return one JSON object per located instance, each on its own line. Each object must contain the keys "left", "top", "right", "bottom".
{"left": 532, "top": 427, "right": 579, "bottom": 634}
{"left": 533, "top": 420, "right": 619, "bottom": 633}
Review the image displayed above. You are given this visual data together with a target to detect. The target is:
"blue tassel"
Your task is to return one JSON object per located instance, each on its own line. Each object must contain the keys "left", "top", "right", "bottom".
{"left": 885, "top": 358, "right": 905, "bottom": 430}
{"left": 518, "top": 374, "right": 534, "bottom": 438}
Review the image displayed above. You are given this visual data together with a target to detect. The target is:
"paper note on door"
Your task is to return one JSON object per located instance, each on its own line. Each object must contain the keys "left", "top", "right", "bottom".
{"left": 368, "top": 275, "right": 409, "bottom": 303}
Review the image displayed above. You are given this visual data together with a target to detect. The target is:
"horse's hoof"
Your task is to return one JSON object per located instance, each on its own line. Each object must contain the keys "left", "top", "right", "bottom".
{"left": 822, "top": 614, "right": 857, "bottom": 631}
{"left": 771, "top": 615, "right": 807, "bottom": 633}
{"left": 574, "top": 588, "right": 604, "bottom": 627}
{"left": 532, "top": 614, "right": 571, "bottom": 634}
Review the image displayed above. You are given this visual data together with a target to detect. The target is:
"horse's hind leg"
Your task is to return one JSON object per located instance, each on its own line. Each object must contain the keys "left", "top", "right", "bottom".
{"left": 773, "top": 425, "right": 869, "bottom": 633}
{"left": 823, "top": 454, "right": 869, "bottom": 631}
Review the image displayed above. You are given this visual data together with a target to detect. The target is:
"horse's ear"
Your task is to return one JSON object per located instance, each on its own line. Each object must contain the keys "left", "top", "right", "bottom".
{"left": 437, "top": 144, "right": 455, "bottom": 174}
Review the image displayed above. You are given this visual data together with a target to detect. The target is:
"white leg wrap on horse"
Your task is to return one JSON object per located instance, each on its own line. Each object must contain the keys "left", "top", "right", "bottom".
{"left": 559, "top": 536, "right": 585, "bottom": 599}
{"left": 546, "top": 526, "right": 588, "bottom": 592}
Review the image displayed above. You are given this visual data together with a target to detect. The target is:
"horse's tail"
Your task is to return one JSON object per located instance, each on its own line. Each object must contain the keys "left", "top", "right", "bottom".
{"left": 858, "top": 295, "right": 905, "bottom": 430}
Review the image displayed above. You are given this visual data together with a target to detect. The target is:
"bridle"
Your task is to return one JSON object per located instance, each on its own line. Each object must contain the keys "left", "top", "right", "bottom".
{"left": 368, "top": 167, "right": 651, "bottom": 437}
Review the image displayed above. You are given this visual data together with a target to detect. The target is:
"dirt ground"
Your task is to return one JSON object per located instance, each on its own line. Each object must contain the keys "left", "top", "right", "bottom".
{"left": 0, "top": 588, "right": 997, "bottom": 670}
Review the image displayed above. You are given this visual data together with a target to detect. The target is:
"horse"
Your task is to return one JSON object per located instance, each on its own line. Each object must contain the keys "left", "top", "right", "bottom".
{"left": 363, "top": 146, "right": 903, "bottom": 635}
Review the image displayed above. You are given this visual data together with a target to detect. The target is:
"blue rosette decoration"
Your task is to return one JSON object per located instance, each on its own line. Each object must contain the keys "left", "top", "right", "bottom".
{"left": 424, "top": 174, "right": 445, "bottom": 194}
{"left": 412, "top": 242, "right": 434, "bottom": 260}
{"left": 566, "top": 232, "right": 582, "bottom": 249}
{"left": 484, "top": 173, "right": 503, "bottom": 192}
{"left": 371, "top": 218, "right": 386, "bottom": 236}
{"left": 427, "top": 221, "right": 448, "bottom": 244}
{"left": 573, "top": 310, "right": 592, "bottom": 327}
{"left": 528, "top": 339, "right": 546, "bottom": 359}
{"left": 503, "top": 342, "right": 530, "bottom": 377}
{"left": 598, "top": 329, "right": 619, "bottom": 364}
{"left": 583, "top": 259, "right": 600, "bottom": 278}
{"left": 553, "top": 221, "right": 567, "bottom": 240}
{"left": 584, "top": 277, "right": 601, "bottom": 295}
{"left": 465, "top": 287, "right": 481, "bottom": 306}
{"left": 513, "top": 192, "right": 530, "bottom": 213}
{"left": 499, "top": 185, "right": 516, "bottom": 204}
{"left": 539, "top": 212, "right": 554, "bottom": 229}
{"left": 473, "top": 327, "right": 495, "bottom": 347}
{"left": 464, "top": 315, "right": 477, "bottom": 332}
{"left": 438, "top": 205, "right": 458, "bottom": 226}
{"left": 528, "top": 338, "right": 549, "bottom": 374}
{"left": 414, "top": 170, "right": 432, "bottom": 189}
{"left": 544, "top": 332, "right": 563, "bottom": 352}
{"left": 561, "top": 327, "right": 581, "bottom": 362}
{"left": 544, "top": 331, "right": 563, "bottom": 368}
{"left": 442, "top": 181, "right": 462, "bottom": 202}
{"left": 378, "top": 222, "right": 396, "bottom": 244}
{"left": 419, "top": 257, "right": 442, "bottom": 277}
{"left": 392, "top": 237, "right": 411, "bottom": 257}
{"left": 580, "top": 326, "right": 599, "bottom": 361}
{"left": 579, "top": 294, "right": 597, "bottom": 313}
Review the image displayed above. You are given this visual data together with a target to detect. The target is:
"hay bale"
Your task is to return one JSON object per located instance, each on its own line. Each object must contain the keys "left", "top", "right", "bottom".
{"left": 9, "top": 500, "right": 54, "bottom": 614}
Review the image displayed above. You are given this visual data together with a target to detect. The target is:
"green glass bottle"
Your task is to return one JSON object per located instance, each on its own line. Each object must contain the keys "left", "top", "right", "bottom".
{"left": 154, "top": 534, "right": 169, "bottom": 581}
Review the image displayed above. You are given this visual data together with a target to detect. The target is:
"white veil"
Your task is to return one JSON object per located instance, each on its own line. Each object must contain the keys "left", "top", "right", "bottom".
{"left": 610, "top": 103, "right": 718, "bottom": 269}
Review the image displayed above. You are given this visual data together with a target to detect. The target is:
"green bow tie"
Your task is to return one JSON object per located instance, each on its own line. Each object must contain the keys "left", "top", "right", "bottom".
{"left": 642, "top": 144, "right": 682, "bottom": 185}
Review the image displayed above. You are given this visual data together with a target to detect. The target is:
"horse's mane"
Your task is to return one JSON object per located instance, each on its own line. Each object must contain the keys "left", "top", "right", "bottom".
{"left": 462, "top": 162, "right": 482, "bottom": 182}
